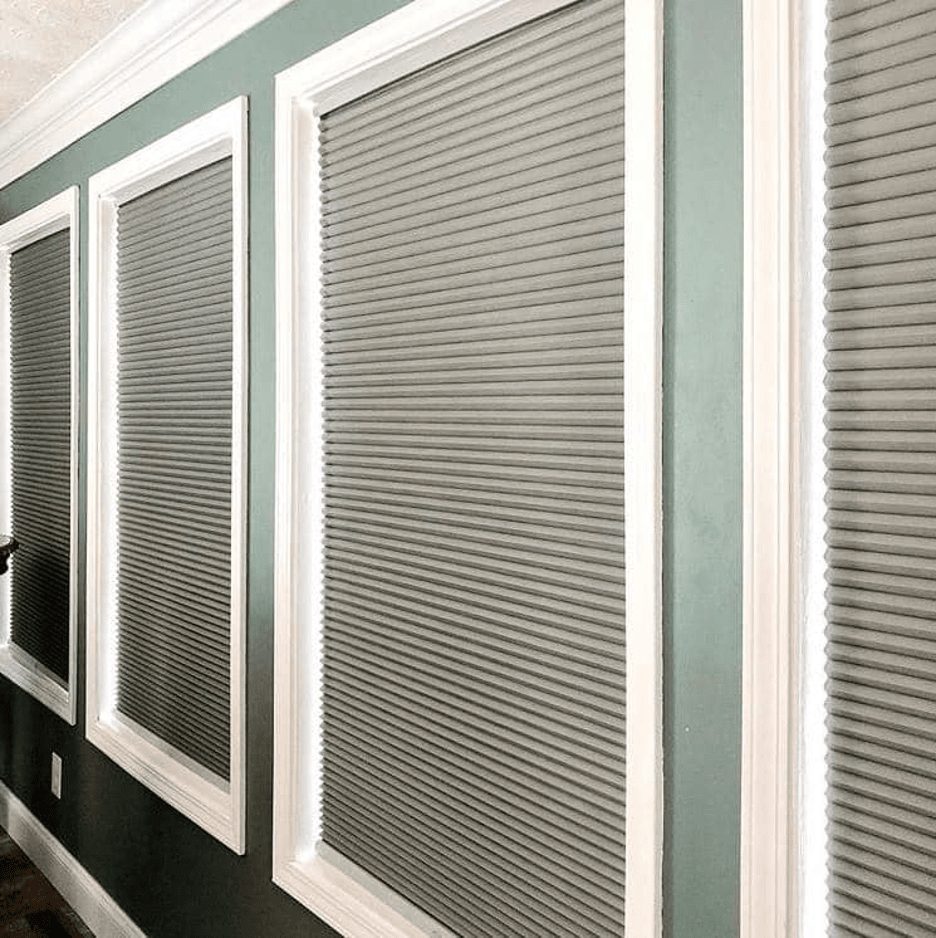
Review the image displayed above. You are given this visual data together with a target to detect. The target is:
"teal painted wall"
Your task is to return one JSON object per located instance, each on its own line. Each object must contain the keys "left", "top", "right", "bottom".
{"left": 0, "top": 0, "right": 745, "bottom": 935}
{"left": 663, "top": 0, "right": 743, "bottom": 935}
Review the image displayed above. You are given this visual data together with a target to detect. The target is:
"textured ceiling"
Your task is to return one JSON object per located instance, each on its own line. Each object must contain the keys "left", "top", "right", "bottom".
{"left": 0, "top": 0, "right": 148, "bottom": 125}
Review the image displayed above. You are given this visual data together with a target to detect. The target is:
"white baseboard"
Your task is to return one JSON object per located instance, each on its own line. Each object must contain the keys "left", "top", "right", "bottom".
{"left": 0, "top": 780, "right": 145, "bottom": 938}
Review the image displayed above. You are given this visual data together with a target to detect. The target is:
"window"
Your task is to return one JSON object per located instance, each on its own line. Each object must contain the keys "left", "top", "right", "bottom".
{"left": 0, "top": 188, "right": 79, "bottom": 725}
{"left": 274, "top": 0, "right": 661, "bottom": 935}
{"left": 86, "top": 99, "right": 248, "bottom": 852}
{"left": 742, "top": 0, "right": 936, "bottom": 934}
{"left": 823, "top": 5, "right": 936, "bottom": 933}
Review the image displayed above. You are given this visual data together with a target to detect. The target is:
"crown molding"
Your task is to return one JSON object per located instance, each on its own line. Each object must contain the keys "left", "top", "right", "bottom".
{"left": 0, "top": 0, "right": 291, "bottom": 191}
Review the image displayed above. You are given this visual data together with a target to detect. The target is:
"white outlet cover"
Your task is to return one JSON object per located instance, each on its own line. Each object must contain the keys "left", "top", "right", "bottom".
{"left": 51, "top": 752, "right": 62, "bottom": 799}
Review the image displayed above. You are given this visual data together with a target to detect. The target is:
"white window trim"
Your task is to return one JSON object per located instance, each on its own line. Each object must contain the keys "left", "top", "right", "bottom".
{"left": 0, "top": 187, "right": 79, "bottom": 726}
{"left": 272, "top": 1, "right": 663, "bottom": 935}
{"left": 85, "top": 98, "right": 249, "bottom": 854}
{"left": 741, "top": 0, "right": 827, "bottom": 934}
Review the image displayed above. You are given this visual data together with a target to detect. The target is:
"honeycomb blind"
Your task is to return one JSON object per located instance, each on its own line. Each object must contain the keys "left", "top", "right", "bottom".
{"left": 318, "top": 0, "right": 626, "bottom": 934}
{"left": 114, "top": 158, "right": 234, "bottom": 780}
{"left": 826, "top": 4, "right": 936, "bottom": 933}
{"left": 8, "top": 228, "right": 72, "bottom": 682}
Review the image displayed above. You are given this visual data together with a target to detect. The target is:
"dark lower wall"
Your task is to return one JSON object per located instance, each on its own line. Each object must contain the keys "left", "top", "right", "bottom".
{"left": 0, "top": 0, "right": 744, "bottom": 935}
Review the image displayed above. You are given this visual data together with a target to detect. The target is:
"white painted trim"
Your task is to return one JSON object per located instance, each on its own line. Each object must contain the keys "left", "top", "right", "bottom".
{"left": 624, "top": 0, "right": 664, "bottom": 933}
{"left": 794, "top": 2, "right": 830, "bottom": 930}
{"left": 273, "top": 1, "right": 662, "bottom": 935}
{"left": 0, "top": 779, "right": 146, "bottom": 938}
{"left": 0, "top": 186, "right": 79, "bottom": 726}
{"left": 0, "top": 0, "right": 292, "bottom": 191}
{"left": 86, "top": 98, "right": 248, "bottom": 854}
{"left": 741, "top": 0, "right": 828, "bottom": 935}
{"left": 741, "top": 0, "right": 795, "bottom": 930}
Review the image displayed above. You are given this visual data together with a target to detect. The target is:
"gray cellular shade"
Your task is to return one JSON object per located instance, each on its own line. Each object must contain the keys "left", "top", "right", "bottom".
{"left": 114, "top": 157, "right": 234, "bottom": 781}
{"left": 319, "top": 0, "right": 625, "bottom": 935}
{"left": 825, "top": 7, "right": 936, "bottom": 935}
{"left": 8, "top": 229, "right": 71, "bottom": 682}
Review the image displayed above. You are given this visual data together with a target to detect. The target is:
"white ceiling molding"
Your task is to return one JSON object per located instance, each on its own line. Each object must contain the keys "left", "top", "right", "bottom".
{"left": 0, "top": 0, "right": 293, "bottom": 191}
{"left": 0, "top": 1, "right": 147, "bottom": 127}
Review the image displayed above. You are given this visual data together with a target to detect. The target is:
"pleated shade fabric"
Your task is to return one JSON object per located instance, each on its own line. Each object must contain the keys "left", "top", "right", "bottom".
{"left": 8, "top": 229, "right": 71, "bottom": 682}
{"left": 825, "top": 5, "right": 936, "bottom": 934}
{"left": 318, "top": 0, "right": 625, "bottom": 935}
{"left": 114, "top": 157, "right": 234, "bottom": 781}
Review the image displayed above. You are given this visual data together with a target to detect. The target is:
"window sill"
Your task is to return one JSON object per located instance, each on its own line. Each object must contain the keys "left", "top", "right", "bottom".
{"left": 86, "top": 711, "right": 243, "bottom": 853}
{"left": 274, "top": 853, "right": 455, "bottom": 938}
{"left": 0, "top": 643, "right": 74, "bottom": 725}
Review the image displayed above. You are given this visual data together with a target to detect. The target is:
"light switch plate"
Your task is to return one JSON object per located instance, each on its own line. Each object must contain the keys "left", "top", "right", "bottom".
{"left": 51, "top": 752, "right": 62, "bottom": 799}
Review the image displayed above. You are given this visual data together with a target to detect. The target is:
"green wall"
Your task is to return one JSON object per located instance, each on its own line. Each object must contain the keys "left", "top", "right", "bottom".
{"left": 663, "top": 0, "right": 743, "bottom": 935}
{"left": 0, "top": 0, "right": 745, "bottom": 935}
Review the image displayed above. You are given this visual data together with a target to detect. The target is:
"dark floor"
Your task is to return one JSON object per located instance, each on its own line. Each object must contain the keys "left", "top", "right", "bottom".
{"left": 0, "top": 826, "right": 93, "bottom": 937}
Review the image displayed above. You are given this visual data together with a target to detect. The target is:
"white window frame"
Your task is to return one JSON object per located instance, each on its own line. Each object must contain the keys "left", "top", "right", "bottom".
{"left": 272, "top": 1, "right": 663, "bottom": 935}
{"left": 85, "top": 98, "right": 249, "bottom": 853}
{"left": 0, "top": 187, "right": 79, "bottom": 726}
{"left": 741, "top": 0, "right": 827, "bottom": 934}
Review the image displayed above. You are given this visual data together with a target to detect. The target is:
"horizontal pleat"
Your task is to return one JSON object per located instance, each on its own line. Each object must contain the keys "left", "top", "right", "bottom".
{"left": 827, "top": 55, "right": 936, "bottom": 112}
{"left": 825, "top": 122, "right": 936, "bottom": 174}
{"left": 322, "top": 74, "right": 623, "bottom": 207}
{"left": 325, "top": 193, "right": 623, "bottom": 275}
{"left": 322, "top": 0, "right": 621, "bottom": 146}
{"left": 326, "top": 484, "right": 622, "bottom": 531}
{"left": 324, "top": 643, "right": 622, "bottom": 805}
{"left": 318, "top": 1, "right": 625, "bottom": 935}
{"left": 113, "top": 157, "right": 233, "bottom": 781}
{"left": 8, "top": 229, "right": 72, "bottom": 682}
{"left": 324, "top": 74, "right": 623, "bottom": 212}
{"left": 117, "top": 280, "right": 233, "bottom": 317}
{"left": 329, "top": 579, "right": 624, "bottom": 668}
{"left": 827, "top": 257, "right": 936, "bottom": 293}
{"left": 323, "top": 740, "right": 621, "bottom": 897}
{"left": 825, "top": 12, "right": 936, "bottom": 934}
{"left": 9, "top": 252, "right": 69, "bottom": 285}
{"left": 834, "top": 814, "right": 926, "bottom": 901}
{"left": 323, "top": 249, "right": 622, "bottom": 313}
{"left": 327, "top": 309, "right": 622, "bottom": 356}
{"left": 323, "top": 283, "right": 621, "bottom": 338}
{"left": 116, "top": 681, "right": 230, "bottom": 771}
{"left": 327, "top": 747, "right": 623, "bottom": 896}
{"left": 830, "top": 770, "right": 936, "bottom": 845}
{"left": 834, "top": 848, "right": 936, "bottom": 918}
{"left": 832, "top": 863, "right": 936, "bottom": 925}
{"left": 827, "top": 149, "right": 936, "bottom": 199}
{"left": 325, "top": 582, "right": 622, "bottom": 711}
{"left": 116, "top": 228, "right": 232, "bottom": 278}
{"left": 327, "top": 591, "right": 622, "bottom": 717}
{"left": 321, "top": 698, "right": 624, "bottom": 861}
{"left": 325, "top": 512, "right": 621, "bottom": 584}
{"left": 326, "top": 333, "right": 623, "bottom": 372}
{"left": 324, "top": 162, "right": 623, "bottom": 254}
{"left": 826, "top": 323, "right": 936, "bottom": 348}
{"left": 320, "top": 779, "right": 619, "bottom": 938}
{"left": 326, "top": 457, "right": 621, "bottom": 495}
{"left": 118, "top": 211, "right": 232, "bottom": 260}
{"left": 117, "top": 188, "right": 232, "bottom": 245}
{"left": 322, "top": 814, "right": 573, "bottom": 938}
{"left": 827, "top": 9, "right": 936, "bottom": 68}
{"left": 825, "top": 96, "right": 936, "bottom": 149}
{"left": 327, "top": 529, "right": 618, "bottom": 606}
{"left": 828, "top": 0, "right": 934, "bottom": 36}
